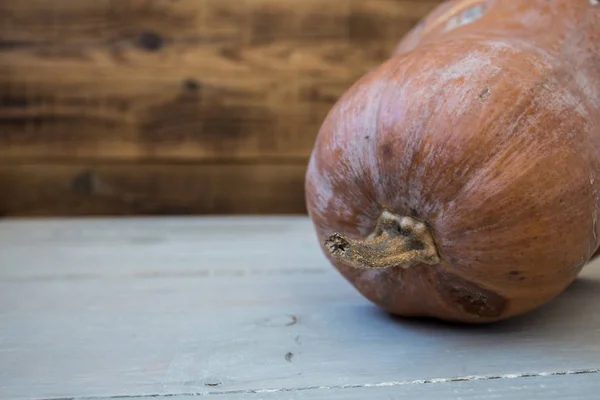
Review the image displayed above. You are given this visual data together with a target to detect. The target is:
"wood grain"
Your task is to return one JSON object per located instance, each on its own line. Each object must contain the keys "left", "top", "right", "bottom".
{"left": 0, "top": 0, "right": 445, "bottom": 216}
{"left": 1, "top": 217, "right": 600, "bottom": 400}
{"left": 0, "top": 163, "right": 307, "bottom": 216}
{"left": 0, "top": 0, "right": 443, "bottom": 162}
{"left": 0, "top": 0, "right": 442, "bottom": 44}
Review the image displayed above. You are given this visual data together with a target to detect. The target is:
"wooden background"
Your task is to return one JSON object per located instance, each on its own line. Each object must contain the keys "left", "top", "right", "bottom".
{"left": 0, "top": 0, "right": 443, "bottom": 217}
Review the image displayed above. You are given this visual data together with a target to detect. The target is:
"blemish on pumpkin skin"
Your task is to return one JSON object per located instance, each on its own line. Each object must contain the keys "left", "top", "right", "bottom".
{"left": 381, "top": 143, "right": 393, "bottom": 158}
{"left": 542, "top": 82, "right": 554, "bottom": 90}
{"left": 479, "top": 87, "right": 492, "bottom": 100}
{"left": 436, "top": 272, "right": 506, "bottom": 318}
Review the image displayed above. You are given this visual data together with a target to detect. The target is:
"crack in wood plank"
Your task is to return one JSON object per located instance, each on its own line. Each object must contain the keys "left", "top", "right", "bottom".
{"left": 37, "top": 368, "right": 600, "bottom": 399}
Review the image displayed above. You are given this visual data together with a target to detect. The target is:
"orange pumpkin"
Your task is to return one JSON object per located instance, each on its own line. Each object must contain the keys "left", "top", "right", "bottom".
{"left": 305, "top": 0, "right": 600, "bottom": 323}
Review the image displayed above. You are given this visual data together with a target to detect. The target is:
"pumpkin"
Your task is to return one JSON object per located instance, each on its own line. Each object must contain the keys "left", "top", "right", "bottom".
{"left": 305, "top": 0, "right": 600, "bottom": 323}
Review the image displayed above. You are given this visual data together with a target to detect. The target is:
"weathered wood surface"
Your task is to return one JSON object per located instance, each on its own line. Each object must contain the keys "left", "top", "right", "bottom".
{"left": 0, "top": 0, "right": 442, "bottom": 162}
{"left": 0, "top": 0, "right": 444, "bottom": 216}
{"left": 1, "top": 217, "right": 599, "bottom": 400}
{"left": 0, "top": 163, "right": 307, "bottom": 216}
{"left": 77, "top": 375, "right": 600, "bottom": 400}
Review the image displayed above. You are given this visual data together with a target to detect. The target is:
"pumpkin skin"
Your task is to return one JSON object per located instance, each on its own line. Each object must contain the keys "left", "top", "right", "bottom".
{"left": 305, "top": 0, "right": 600, "bottom": 323}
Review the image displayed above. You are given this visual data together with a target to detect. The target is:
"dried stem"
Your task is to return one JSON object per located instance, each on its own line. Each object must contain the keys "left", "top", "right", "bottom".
{"left": 325, "top": 211, "right": 440, "bottom": 270}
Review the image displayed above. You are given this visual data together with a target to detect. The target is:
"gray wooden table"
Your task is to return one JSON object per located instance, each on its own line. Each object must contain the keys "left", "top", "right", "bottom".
{"left": 1, "top": 217, "right": 599, "bottom": 400}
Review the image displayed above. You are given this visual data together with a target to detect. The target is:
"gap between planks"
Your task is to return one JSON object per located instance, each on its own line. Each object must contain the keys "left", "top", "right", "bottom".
{"left": 38, "top": 368, "right": 600, "bottom": 400}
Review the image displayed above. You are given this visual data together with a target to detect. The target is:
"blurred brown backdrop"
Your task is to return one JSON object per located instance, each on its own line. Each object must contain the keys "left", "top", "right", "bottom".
{"left": 0, "top": 0, "right": 442, "bottom": 217}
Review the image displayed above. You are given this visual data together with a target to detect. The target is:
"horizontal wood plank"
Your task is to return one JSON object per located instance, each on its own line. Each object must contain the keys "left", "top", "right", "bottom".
{"left": 1, "top": 217, "right": 600, "bottom": 399}
{"left": 0, "top": 163, "right": 307, "bottom": 216}
{"left": 82, "top": 374, "right": 600, "bottom": 400}
{"left": 0, "top": 0, "right": 441, "bottom": 44}
{"left": 0, "top": 0, "right": 443, "bottom": 162}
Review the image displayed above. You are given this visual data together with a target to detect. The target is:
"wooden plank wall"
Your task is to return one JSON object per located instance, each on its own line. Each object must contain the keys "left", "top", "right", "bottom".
{"left": 0, "top": 0, "right": 443, "bottom": 217}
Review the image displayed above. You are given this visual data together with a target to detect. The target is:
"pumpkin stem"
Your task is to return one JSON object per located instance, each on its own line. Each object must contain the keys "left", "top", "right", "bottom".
{"left": 324, "top": 211, "right": 440, "bottom": 270}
